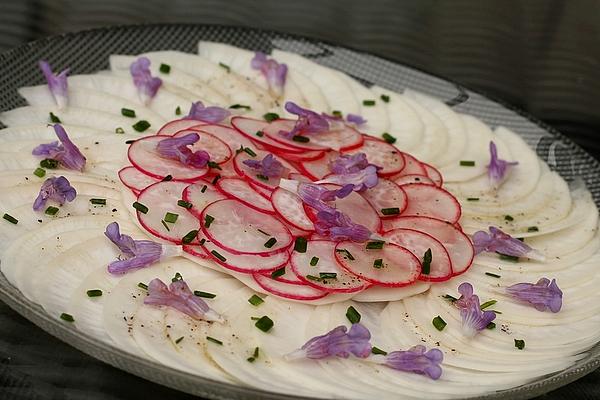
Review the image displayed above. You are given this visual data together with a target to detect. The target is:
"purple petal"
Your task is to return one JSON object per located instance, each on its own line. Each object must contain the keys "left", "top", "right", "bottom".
{"left": 330, "top": 153, "right": 371, "bottom": 174}
{"left": 346, "top": 113, "right": 367, "bottom": 126}
{"left": 487, "top": 141, "right": 518, "bottom": 187}
{"left": 453, "top": 282, "right": 496, "bottom": 337}
{"left": 297, "top": 183, "right": 351, "bottom": 211}
{"left": 506, "top": 278, "right": 563, "bottom": 313}
{"left": 32, "top": 141, "right": 61, "bottom": 158}
{"left": 385, "top": 345, "right": 444, "bottom": 380}
{"left": 185, "top": 101, "right": 230, "bottom": 123}
{"left": 288, "top": 323, "right": 372, "bottom": 360}
{"left": 156, "top": 132, "right": 210, "bottom": 169}
{"left": 472, "top": 226, "right": 543, "bottom": 260}
{"left": 280, "top": 101, "right": 330, "bottom": 138}
{"left": 317, "top": 165, "right": 379, "bottom": 192}
{"left": 315, "top": 209, "right": 372, "bottom": 242}
{"left": 130, "top": 57, "right": 162, "bottom": 105}
{"left": 251, "top": 52, "right": 287, "bottom": 94}
{"left": 32, "top": 176, "right": 77, "bottom": 211}
{"left": 242, "top": 153, "right": 287, "bottom": 178}
{"left": 32, "top": 125, "right": 86, "bottom": 171}
{"left": 454, "top": 282, "right": 475, "bottom": 309}
{"left": 39, "top": 60, "right": 69, "bottom": 109}
{"left": 104, "top": 222, "right": 163, "bottom": 274}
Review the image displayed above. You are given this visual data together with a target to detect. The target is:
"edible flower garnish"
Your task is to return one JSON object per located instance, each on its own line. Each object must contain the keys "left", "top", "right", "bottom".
{"left": 472, "top": 226, "right": 545, "bottom": 261}
{"left": 144, "top": 277, "right": 223, "bottom": 322}
{"left": 506, "top": 278, "right": 562, "bottom": 313}
{"left": 314, "top": 208, "right": 372, "bottom": 242}
{"left": 185, "top": 101, "right": 230, "bottom": 124}
{"left": 156, "top": 132, "right": 210, "bottom": 168}
{"left": 32, "top": 176, "right": 76, "bottom": 211}
{"left": 39, "top": 60, "right": 69, "bottom": 109}
{"left": 323, "top": 112, "right": 367, "bottom": 127}
{"left": 130, "top": 57, "right": 162, "bottom": 105}
{"left": 243, "top": 153, "right": 288, "bottom": 178}
{"left": 32, "top": 124, "right": 86, "bottom": 171}
{"left": 455, "top": 282, "right": 496, "bottom": 337}
{"left": 382, "top": 345, "right": 443, "bottom": 380}
{"left": 297, "top": 182, "right": 354, "bottom": 209}
{"left": 279, "top": 101, "right": 330, "bottom": 139}
{"left": 251, "top": 52, "right": 288, "bottom": 96}
{"left": 330, "top": 153, "right": 371, "bottom": 174}
{"left": 316, "top": 153, "right": 380, "bottom": 191}
{"left": 487, "top": 141, "right": 518, "bottom": 188}
{"left": 345, "top": 113, "right": 367, "bottom": 126}
{"left": 285, "top": 323, "right": 372, "bottom": 360}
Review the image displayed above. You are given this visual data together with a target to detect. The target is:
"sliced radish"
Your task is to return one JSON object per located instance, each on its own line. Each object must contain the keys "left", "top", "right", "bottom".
{"left": 182, "top": 181, "right": 226, "bottom": 219}
{"left": 259, "top": 264, "right": 304, "bottom": 284}
{"left": 392, "top": 152, "right": 427, "bottom": 177}
{"left": 382, "top": 216, "right": 474, "bottom": 275}
{"left": 253, "top": 273, "right": 328, "bottom": 300}
{"left": 343, "top": 137, "right": 405, "bottom": 176}
{"left": 248, "top": 182, "right": 273, "bottom": 199}
{"left": 136, "top": 181, "right": 200, "bottom": 244}
{"left": 216, "top": 177, "right": 275, "bottom": 214}
{"left": 361, "top": 179, "right": 408, "bottom": 219}
{"left": 310, "top": 125, "right": 363, "bottom": 151}
{"left": 271, "top": 187, "right": 314, "bottom": 232}
{"left": 394, "top": 174, "right": 435, "bottom": 186}
{"left": 290, "top": 240, "right": 369, "bottom": 293}
{"left": 233, "top": 148, "right": 296, "bottom": 191}
{"left": 200, "top": 199, "right": 293, "bottom": 256}
{"left": 263, "top": 119, "right": 330, "bottom": 151}
{"left": 279, "top": 150, "right": 325, "bottom": 162}
{"left": 198, "top": 239, "right": 289, "bottom": 273}
{"left": 195, "top": 123, "right": 254, "bottom": 151}
{"left": 288, "top": 173, "right": 314, "bottom": 183}
{"left": 400, "top": 183, "right": 461, "bottom": 223}
{"left": 230, "top": 116, "right": 303, "bottom": 154}
{"left": 157, "top": 119, "right": 205, "bottom": 135}
{"left": 334, "top": 241, "right": 421, "bottom": 287}
{"left": 128, "top": 135, "right": 208, "bottom": 181}
{"left": 118, "top": 166, "right": 159, "bottom": 192}
{"left": 182, "top": 244, "right": 211, "bottom": 261}
{"left": 173, "top": 130, "right": 232, "bottom": 164}
{"left": 297, "top": 151, "right": 337, "bottom": 180}
{"left": 422, "top": 162, "right": 443, "bottom": 187}
{"left": 382, "top": 228, "right": 452, "bottom": 281}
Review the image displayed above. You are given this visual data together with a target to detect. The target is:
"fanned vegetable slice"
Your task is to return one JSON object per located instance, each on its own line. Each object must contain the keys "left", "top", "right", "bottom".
{"left": 253, "top": 273, "right": 328, "bottom": 300}
{"left": 182, "top": 180, "right": 226, "bottom": 219}
{"left": 263, "top": 119, "right": 330, "bottom": 151}
{"left": 199, "top": 239, "right": 289, "bottom": 273}
{"left": 118, "top": 166, "right": 160, "bottom": 193}
{"left": 422, "top": 162, "right": 443, "bottom": 187}
{"left": 343, "top": 136, "right": 405, "bottom": 176}
{"left": 233, "top": 148, "right": 296, "bottom": 191}
{"left": 195, "top": 123, "right": 254, "bottom": 152}
{"left": 392, "top": 152, "right": 427, "bottom": 177}
{"left": 173, "top": 129, "right": 232, "bottom": 164}
{"left": 270, "top": 187, "right": 314, "bottom": 231}
{"left": 216, "top": 177, "right": 275, "bottom": 214}
{"left": 400, "top": 183, "right": 461, "bottom": 223}
{"left": 297, "top": 151, "right": 337, "bottom": 180}
{"left": 361, "top": 179, "right": 408, "bottom": 219}
{"left": 156, "top": 119, "right": 205, "bottom": 135}
{"left": 394, "top": 174, "right": 435, "bottom": 186}
{"left": 230, "top": 116, "right": 304, "bottom": 154}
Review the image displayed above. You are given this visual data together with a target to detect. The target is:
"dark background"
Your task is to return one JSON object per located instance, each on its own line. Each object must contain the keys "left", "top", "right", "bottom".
{"left": 1, "top": 0, "right": 599, "bottom": 399}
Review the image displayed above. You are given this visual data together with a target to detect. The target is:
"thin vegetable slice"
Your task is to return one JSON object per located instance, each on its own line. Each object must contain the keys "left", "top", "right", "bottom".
{"left": 118, "top": 166, "right": 159, "bottom": 192}
{"left": 156, "top": 119, "right": 205, "bottom": 135}
{"left": 216, "top": 177, "right": 275, "bottom": 214}
{"left": 181, "top": 181, "right": 226, "bottom": 219}
{"left": 422, "top": 162, "right": 443, "bottom": 187}
{"left": 361, "top": 179, "right": 408, "bottom": 219}
{"left": 394, "top": 174, "right": 436, "bottom": 186}
{"left": 199, "top": 239, "right": 289, "bottom": 273}
{"left": 252, "top": 273, "right": 328, "bottom": 300}
{"left": 173, "top": 129, "right": 232, "bottom": 164}
{"left": 297, "top": 151, "right": 338, "bottom": 180}
{"left": 195, "top": 123, "right": 254, "bottom": 152}
{"left": 230, "top": 116, "right": 304, "bottom": 154}
{"left": 233, "top": 148, "right": 296, "bottom": 191}
{"left": 263, "top": 119, "right": 330, "bottom": 151}
{"left": 270, "top": 187, "right": 314, "bottom": 231}
{"left": 400, "top": 183, "right": 461, "bottom": 223}
{"left": 343, "top": 136, "right": 405, "bottom": 176}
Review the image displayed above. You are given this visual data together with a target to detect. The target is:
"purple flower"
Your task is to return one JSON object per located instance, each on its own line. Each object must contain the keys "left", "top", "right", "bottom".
{"left": 279, "top": 102, "right": 330, "bottom": 139}
{"left": 506, "top": 278, "right": 562, "bottom": 313}
{"left": 384, "top": 345, "right": 444, "bottom": 380}
{"left": 185, "top": 101, "right": 230, "bottom": 124}
{"left": 104, "top": 222, "right": 163, "bottom": 274}
{"left": 286, "top": 323, "right": 372, "bottom": 360}
{"left": 39, "top": 60, "right": 69, "bottom": 109}
{"left": 472, "top": 226, "right": 545, "bottom": 261}
{"left": 243, "top": 153, "right": 287, "bottom": 178}
{"left": 454, "top": 282, "right": 496, "bottom": 337}
{"left": 330, "top": 153, "right": 371, "bottom": 174}
{"left": 346, "top": 113, "right": 367, "bottom": 126}
{"left": 32, "top": 176, "right": 76, "bottom": 211}
{"left": 297, "top": 182, "right": 354, "bottom": 211}
{"left": 130, "top": 57, "right": 162, "bottom": 105}
{"left": 487, "top": 141, "right": 518, "bottom": 188}
{"left": 315, "top": 209, "right": 372, "bottom": 242}
{"left": 251, "top": 52, "right": 288, "bottom": 95}
{"left": 156, "top": 132, "right": 211, "bottom": 169}
{"left": 316, "top": 165, "right": 379, "bottom": 192}
{"left": 32, "top": 124, "right": 86, "bottom": 171}
{"left": 144, "top": 277, "right": 223, "bottom": 322}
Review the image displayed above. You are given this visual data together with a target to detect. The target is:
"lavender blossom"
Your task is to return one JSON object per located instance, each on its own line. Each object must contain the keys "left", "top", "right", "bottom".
{"left": 39, "top": 60, "right": 69, "bottom": 109}
{"left": 32, "top": 124, "right": 86, "bottom": 171}
{"left": 454, "top": 282, "right": 496, "bottom": 337}
{"left": 316, "top": 165, "right": 379, "bottom": 192}
{"left": 243, "top": 153, "right": 287, "bottom": 178}
{"left": 506, "top": 278, "right": 562, "bottom": 313}
{"left": 185, "top": 101, "right": 230, "bottom": 123}
{"left": 279, "top": 101, "right": 330, "bottom": 139}
{"left": 346, "top": 113, "right": 367, "bottom": 126}
{"left": 315, "top": 209, "right": 373, "bottom": 242}
{"left": 156, "top": 132, "right": 211, "bottom": 169}
{"left": 330, "top": 153, "right": 371, "bottom": 174}
{"left": 487, "top": 141, "right": 518, "bottom": 188}
{"left": 384, "top": 345, "right": 444, "bottom": 380}
{"left": 472, "top": 226, "right": 545, "bottom": 261}
{"left": 32, "top": 176, "right": 76, "bottom": 211}
{"left": 251, "top": 52, "right": 288, "bottom": 96}
{"left": 297, "top": 182, "right": 354, "bottom": 210}
{"left": 130, "top": 57, "right": 162, "bottom": 104}
{"left": 104, "top": 222, "right": 164, "bottom": 274}
{"left": 285, "top": 323, "right": 372, "bottom": 360}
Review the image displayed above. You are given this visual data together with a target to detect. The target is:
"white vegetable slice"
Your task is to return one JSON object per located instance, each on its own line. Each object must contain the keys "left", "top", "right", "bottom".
{"left": 400, "top": 95, "right": 447, "bottom": 163}
{"left": 0, "top": 124, "right": 105, "bottom": 142}
{"left": 351, "top": 281, "right": 430, "bottom": 302}
{"left": 284, "top": 65, "right": 330, "bottom": 112}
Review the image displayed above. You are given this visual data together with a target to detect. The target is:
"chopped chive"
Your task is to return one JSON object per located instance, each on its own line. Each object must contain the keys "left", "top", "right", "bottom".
{"left": 206, "top": 336, "right": 223, "bottom": 345}
{"left": 332, "top": 110, "right": 343, "bottom": 117}
{"left": 211, "top": 175, "right": 221, "bottom": 185}
{"left": 125, "top": 139, "right": 135, "bottom": 144}
{"left": 381, "top": 132, "right": 397, "bottom": 144}
{"left": 175, "top": 106, "right": 182, "bottom": 115}
{"left": 346, "top": 306, "right": 361, "bottom": 324}
{"left": 373, "top": 258, "right": 384, "bottom": 268}
{"left": 159, "top": 63, "right": 171, "bottom": 74}
{"left": 335, "top": 248, "right": 355, "bottom": 261}
{"left": 132, "top": 201, "right": 148, "bottom": 214}
{"left": 294, "top": 237, "right": 307, "bottom": 253}
{"left": 33, "top": 167, "right": 46, "bottom": 178}
{"left": 200, "top": 184, "right": 208, "bottom": 193}
{"left": 257, "top": 228, "right": 270, "bottom": 236}
{"left": 263, "top": 112, "right": 279, "bottom": 122}
{"left": 459, "top": 160, "right": 475, "bottom": 167}
{"left": 319, "top": 272, "right": 337, "bottom": 280}
{"left": 199, "top": 238, "right": 206, "bottom": 245}
{"left": 467, "top": 197, "right": 480, "bottom": 201}
{"left": 40, "top": 159, "right": 59, "bottom": 169}
{"left": 422, "top": 248, "right": 432, "bottom": 275}
{"left": 292, "top": 135, "right": 310, "bottom": 143}
{"left": 164, "top": 212, "right": 178, "bottom": 223}
{"left": 49, "top": 112, "right": 61, "bottom": 123}
{"left": 115, "top": 127, "right": 125, "bottom": 134}
{"left": 366, "top": 241, "right": 384, "bottom": 250}
{"left": 248, "top": 294, "right": 264, "bottom": 306}
{"left": 86, "top": 289, "right": 103, "bottom": 297}
{"left": 310, "top": 256, "right": 319, "bottom": 266}
{"left": 443, "top": 294, "right": 457, "bottom": 302}
{"left": 90, "top": 198, "right": 107, "bottom": 205}
{"left": 60, "top": 313, "right": 74, "bottom": 322}
{"left": 480, "top": 300, "right": 497, "bottom": 310}
{"left": 162, "top": 174, "right": 173, "bottom": 182}
{"left": 204, "top": 214, "right": 215, "bottom": 228}
{"left": 247, "top": 347, "right": 260, "bottom": 362}
{"left": 132, "top": 120, "right": 151, "bottom": 132}
{"left": 497, "top": 252, "right": 519, "bottom": 262}
{"left": 271, "top": 267, "right": 285, "bottom": 279}
{"left": 121, "top": 108, "right": 136, "bottom": 118}
{"left": 177, "top": 200, "right": 192, "bottom": 209}
{"left": 432, "top": 316, "right": 447, "bottom": 331}
{"left": 256, "top": 174, "right": 269, "bottom": 181}
{"left": 504, "top": 215, "right": 514, "bottom": 221}
{"left": 527, "top": 226, "right": 539, "bottom": 232}
{"left": 45, "top": 206, "right": 59, "bottom": 216}
{"left": 243, "top": 147, "right": 257, "bottom": 157}
{"left": 207, "top": 161, "right": 222, "bottom": 170}
{"left": 362, "top": 99, "right": 376, "bottom": 106}
{"left": 255, "top": 131, "right": 264, "bottom": 137}
{"left": 194, "top": 290, "right": 216, "bottom": 299}
{"left": 210, "top": 250, "right": 226, "bottom": 262}
{"left": 514, "top": 339, "right": 525, "bottom": 350}
{"left": 171, "top": 272, "right": 183, "bottom": 282}
{"left": 371, "top": 346, "right": 388, "bottom": 356}
{"left": 264, "top": 237, "right": 277, "bottom": 248}
{"left": 229, "top": 104, "right": 252, "bottom": 110}
{"left": 219, "top": 62, "right": 231, "bottom": 73}
{"left": 306, "top": 274, "right": 321, "bottom": 282}
{"left": 181, "top": 229, "right": 198, "bottom": 244}
{"left": 485, "top": 272, "right": 501, "bottom": 278}
{"left": 254, "top": 316, "right": 274, "bottom": 332}
{"left": 381, "top": 207, "right": 400, "bottom": 216}
{"left": 137, "top": 282, "right": 148, "bottom": 290}
{"left": 380, "top": 94, "right": 390, "bottom": 103}
{"left": 161, "top": 220, "right": 171, "bottom": 232}
{"left": 175, "top": 336, "right": 184, "bottom": 344}
{"left": 486, "top": 322, "right": 496, "bottom": 330}
{"left": 250, "top": 317, "right": 261, "bottom": 321}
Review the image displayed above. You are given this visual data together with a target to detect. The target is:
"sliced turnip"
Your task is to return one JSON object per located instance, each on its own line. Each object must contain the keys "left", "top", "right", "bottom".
{"left": 422, "top": 162, "right": 443, "bottom": 187}
{"left": 270, "top": 187, "right": 314, "bottom": 231}
{"left": 182, "top": 181, "right": 226, "bottom": 219}
{"left": 118, "top": 166, "right": 159, "bottom": 192}
{"left": 216, "top": 177, "right": 275, "bottom": 214}
{"left": 252, "top": 273, "right": 328, "bottom": 300}
{"left": 361, "top": 179, "right": 408, "bottom": 219}
{"left": 173, "top": 129, "right": 232, "bottom": 164}
{"left": 199, "top": 239, "right": 289, "bottom": 273}
{"left": 394, "top": 174, "right": 435, "bottom": 186}
{"left": 343, "top": 136, "right": 405, "bottom": 176}
{"left": 156, "top": 119, "right": 205, "bottom": 135}
{"left": 233, "top": 148, "right": 296, "bottom": 191}
{"left": 400, "top": 183, "right": 461, "bottom": 223}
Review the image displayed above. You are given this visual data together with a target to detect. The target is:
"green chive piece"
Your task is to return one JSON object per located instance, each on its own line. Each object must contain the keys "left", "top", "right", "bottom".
{"left": 371, "top": 346, "right": 388, "bottom": 356}
{"left": 121, "top": 108, "right": 136, "bottom": 118}
{"left": 381, "top": 132, "right": 397, "bottom": 144}
{"left": 366, "top": 241, "right": 385, "bottom": 250}
{"left": 306, "top": 275, "right": 322, "bottom": 282}
{"left": 49, "top": 112, "right": 61, "bottom": 123}
{"left": 255, "top": 131, "right": 264, "bottom": 137}
{"left": 248, "top": 294, "right": 264, "bottom": 306}
{"left": 254, "top": 316, "right": 274, "bottom": 332}
{"left": 264, "top": 237, "right": 277, "bottom": 248}
{"left": 335, "top": 248, "right": 355, "bottom": 261}
{"left": 86, "top": 289, "right": 103, "bottom": 297}
{"left": 194, "top": 290, "right": 216, "bottom": 298}
{"left": 177, "top": 200, "right": 192, "bottom": 209}
{"left": 432, "top": 316, "right": 447, "bottom": 331}
{"left": 125, "top": 140, "right": 135, "bottom": 145}
{"left": 319, "top": 272, "right": 337, "bottom": 280}
{"left": 199, "top": 238, "right": 206, "bottom": 245}
{"left": 246, "top": 346, "right": 260, "bottom": 362}
{"left": 40, "top": 159, "right": 59, "bottom": 169}
{"left": 162, "top": 174, "right": 173, "bottom": 182}
{"left": 243, "top": 147, "right": 257, "bottom": 157}
{"left": 263, "top": 112, "right": 279, "bottom": 122}
{"left": 45, "top": 206, "right": 59, "bottom": 216}
{"left": 271, "top": 267, "right": 285, "bottom": 279}
{"left": 309, "top": 256, "right": 319, "bottom": 266}
{"left": 229, "top": 104, "right": 252, "bottom": 110}
{"left": 181, "top": 229, "right": 199, "bottom": 244}
{"left": 115, "top": 127, "right": 125, "bottom": 134}
{"left": 346, "top": 306, "right": 361, "bottom": 324}
{"left": 485, "top": 272, "right": 501, "bottom": 278}
{"left": 514, "top": 339, "right": 525, "bottom": 350}
{"left": 256, "top": 174, "right": 269, "bottom": 181}
{"left": 175, "top": 336, "right": 184, "bottom": 344}
{"left": 332, "top": 110, "right": 343, "bottom": 117}
{"left": 294, "top": 237, "right": 308, "bottom": 253}
{"left": 164, "top": 212, "right": 178, "bottom": 223}
{"left": 137, "top": 282, "right": 148, "bottom": 290}
{"left": 486, "top": 322, "right": 496, "bottom": 330}
{"left": 132, "top": 201, "right": 148, "bottom": 214}
{"left": 467, "top": 197, "right": 480, "bottom": 201}
{"left": 206, "top": 336, "right": 223, "bottom": 345}
{"left": 33, "top": 167, "right": 46, "bottom": 178}
{"left": 257, "top": 228, "right": 270, "bottom": 236}
{"left": 422, "top": 248, "right": 432, "bottom": 275}
{"left": 160, "top": 220, "right": 170, "bottom": 231}
{"left": 250, "top": 317, "right": 260, "bottom": 321}
{"left": 211, "top": 175, "right": 221, "bottom": 185}
{"left": 132, "top": 120, "right": 151, "bottom": 132}
{"left": 498, "top": 253, "right": 519, "bottom": 262}
{"left": 210, "top": 249, "right": 226, "bottom": 262}
{"left": 292, "top": 135, "right": 310, "bottom": 143}
{"left": 381, "top": 207, "right": 400, "bottom": 216}
{"left": 443, "top": 294, "right": 458, "bottom": 302}
{"left": 219, "top": 62, "right": 231, "bottom": 73}
{"left": 200, "top": 185, "right": 208, "bottom": 193}
{"left": 90, "top": 198, "right": 106, "bottom": 205}
{"left": 171, "top": 272, "right": 183, "bottom": 282}
{"left": 207, "top": 161, "right": 222, "bottom": 170}
{"left": 504, "top": 215, "right": 514, "bottom": 221}
{"left": 480, "top": 300, "right": 497, "bottom": 310}
{"left": 380, "top": 94, "right": 390, "bottom": 103}
{"left": 362, "top": 99, "right": 376, "bottom": 106}
{"left": 159, "top": 63, "right": 171, "bottom": 74}
{"left": 527, "top": 226, "right": 539, "bottom": 232}
{"left": 373, "top": 258, "right": 384, "bottom": 269}
{"left": 204, "top": 214, "right": 215, "bottom": 228}
{"left": 175, "top": 106, "right": 182, "bottom": 115}
{"left": 459, "top": 160, "right": 476, "bottom": 167}
{"left": 60, "top": 313, "right": 74, "bottom": 322}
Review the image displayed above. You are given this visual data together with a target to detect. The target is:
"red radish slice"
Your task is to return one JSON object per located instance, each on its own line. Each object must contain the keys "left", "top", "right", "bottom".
{"left": 361, "top": 179, "right": 408, "bottom": 219}
{"left": 157, "top": 119, "right": 205, "bottom": 135}
{"left": 271, "top": 187, "right": 314, "bottom": 231}
{"left": 394, "top": 174, "right": 435, "bottom": 186}
{"left": 216, "top": 177, "right": 275, "bottom": 214}
{"left": 422, "top": 162, "right": 443, "bottom": 187}
{"left": 173, "top": 130, "right": 232, "bottom": 164}
{"left": 401, "top": 183, "right": 461, "bottom": 223}
{"left": 248, "top": 182, "right": 273, "bottom": 199}
{"left": 198, "top": 239, "right": 289, "bottom": 273}
{"left": 392, "top": 152, "right": 427, "bottom": 177}
{"left": 136, "top": 181, "right": 200, "bottom": 244}
{"left": 383, "top": 228, "right": 452, "bottom": 281}
{"left": 182, "top": 181, "right": 226, "bottom": 219}
{"left": 382, "top": 216, "right": 474, "bottom": 275}
{"left": 263, "top": 119, "right": 330, "bottom": 151}
{"left": 230, "top": 116, "right": 304, "bottom": 154}
{"left": 253, "top": 273, "right": 328, "bottom": 300}
{"left": 118, "top": 166, "right": 159, "bottom": 192}
{"left": 334, "top": 241, "right": 421, "bottom": 287}
{"left": 290, "top": 240, "right": 369, "bottom": 293}
{"left": 182, "top": 244, "right": 211, "bottom": 260}
{"left": 297, "top": 151, "right": 337, "bottom": 180}
{"left": 233, "top": 148, "right": 296, "bottom": 191}
{"left": 195, "top": 124, "right": 254, "bottom": 151}
{"left": 128, "top": 135, "right": 208, "bottom": 181}
{"left": 200, "top": 199, "right": 293, "bottom": 256}
{"left": 279, "top": 150, "right": 325, "bottom": 162}
{"left": 343, "top": 137, "right": 405, "bottom": 176}
{"left": 212, "top": 159, "right": 239, "bottom": 178}
{"left": 288, "top": 173, "right": 314, "bottom": 183}
{"left": 310, "top": 125, "right": 363, "bottom": 151}
{"left": 260, "top": 264, "right": 304, "bottom": 284}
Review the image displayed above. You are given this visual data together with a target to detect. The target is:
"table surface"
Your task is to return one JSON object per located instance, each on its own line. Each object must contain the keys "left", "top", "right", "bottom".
{"left": 1, "top": 0, "right": 599, "bottom": 399}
